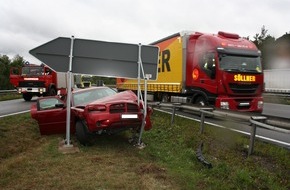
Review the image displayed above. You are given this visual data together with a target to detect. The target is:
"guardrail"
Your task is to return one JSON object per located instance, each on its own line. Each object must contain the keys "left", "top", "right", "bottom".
{"left": 0, "top": 90, "right": 17, "bottom": 94}
{"left": 150, "top": 102, "right": 290, "bottom": 157}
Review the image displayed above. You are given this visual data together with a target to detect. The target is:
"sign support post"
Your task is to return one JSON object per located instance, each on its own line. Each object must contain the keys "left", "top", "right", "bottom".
{"left": 138, "top": 74, "right": 150, "bottom": 147}
{"left": 137, "top": 43, "right": 142, "bottom": 106}
{"left": 65, "top": 36, "right": 74, "bottom": 147}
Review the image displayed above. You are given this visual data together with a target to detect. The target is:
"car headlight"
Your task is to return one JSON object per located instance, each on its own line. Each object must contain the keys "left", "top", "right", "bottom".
{"left": 220, "top": 101, "right": 229, "bottom": 109}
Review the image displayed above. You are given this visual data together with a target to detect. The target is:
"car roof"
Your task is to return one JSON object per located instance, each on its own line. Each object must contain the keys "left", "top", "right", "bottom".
{"left": 72, "top": 86, "right": 112, "bottom": 94}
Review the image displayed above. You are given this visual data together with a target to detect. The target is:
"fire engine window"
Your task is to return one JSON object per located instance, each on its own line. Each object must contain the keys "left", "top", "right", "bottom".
{"left": 199, "top": 53, "right": 216, "bottom": 79}
{"left": 11, "top": 68, "right": 20, "bottom": 75}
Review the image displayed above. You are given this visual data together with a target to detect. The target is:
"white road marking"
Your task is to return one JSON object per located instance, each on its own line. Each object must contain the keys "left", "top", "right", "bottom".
{"left": 0, "top": 110, "right": 30, "bottom": 118}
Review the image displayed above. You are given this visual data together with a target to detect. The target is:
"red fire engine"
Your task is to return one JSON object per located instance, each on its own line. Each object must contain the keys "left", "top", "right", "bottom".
{"left": 10, "top": 63, "right": 67, "bottom": 101}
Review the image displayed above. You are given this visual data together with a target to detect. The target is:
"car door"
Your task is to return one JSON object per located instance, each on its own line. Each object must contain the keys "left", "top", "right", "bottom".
{"left": 35, "top": 97, "right": 67, "bottom": 135}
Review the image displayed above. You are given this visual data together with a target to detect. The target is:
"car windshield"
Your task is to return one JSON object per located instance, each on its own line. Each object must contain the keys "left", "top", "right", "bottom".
{"left": 219, "top": 54, "right": 262, "bottom": 73}
{"left": 73, "top": 87, "right": 117, "bottom": 106}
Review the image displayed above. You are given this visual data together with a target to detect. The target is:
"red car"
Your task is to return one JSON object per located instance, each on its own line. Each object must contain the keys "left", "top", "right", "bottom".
{"left": 31, "top": 86, "right": 152, "bottom": 145}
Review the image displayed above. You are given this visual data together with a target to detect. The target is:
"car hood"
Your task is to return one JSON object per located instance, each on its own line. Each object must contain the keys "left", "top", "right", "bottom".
{"left": 88, "top": 90, "right": 138, "bottom": 106}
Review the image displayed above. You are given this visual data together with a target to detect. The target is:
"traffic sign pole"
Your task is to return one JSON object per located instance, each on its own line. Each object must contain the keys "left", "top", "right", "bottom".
{"left": 65, "top": 36, "right": 74, "bottom": 147}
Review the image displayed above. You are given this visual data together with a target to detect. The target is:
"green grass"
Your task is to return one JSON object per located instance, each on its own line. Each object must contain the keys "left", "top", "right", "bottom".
{"left": 0, "top": 111, "right": 289, "bottom": 189}
{"left": 0, "top": 93, "right": 22, "bottom": 101}
{"left": 142, "top": 111, "right": 290, "bottom": 189}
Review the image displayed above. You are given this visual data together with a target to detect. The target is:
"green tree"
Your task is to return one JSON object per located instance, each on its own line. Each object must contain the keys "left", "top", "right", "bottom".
{"left": 0, "top": 54, "right": 25, "bottom": 90}
{"left": 252, "top": 26, "right": 276, "bottom": 69}
{"left": 91, "top": 76, "right": 116, "bottom": 86}
{"left": 11, "top": 55, "right": 25, "bottom": 67}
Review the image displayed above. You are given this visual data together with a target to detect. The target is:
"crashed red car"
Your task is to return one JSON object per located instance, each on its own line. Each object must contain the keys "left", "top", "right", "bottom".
{"left": 31, "top": 86, "right": 152, "bottom": 145}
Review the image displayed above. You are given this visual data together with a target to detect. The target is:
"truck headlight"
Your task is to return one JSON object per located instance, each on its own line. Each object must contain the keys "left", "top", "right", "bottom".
{"left": 220, "top": 101, "right": 229, "bottom": 109}
{"left": 258, "top": 101, "right": 263, "bottom": 109}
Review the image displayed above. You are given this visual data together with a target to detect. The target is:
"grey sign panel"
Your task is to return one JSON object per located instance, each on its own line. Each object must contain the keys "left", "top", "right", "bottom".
{"left": 29, "top": 37, "right": 159, "bottom": 80}
{"left": 30, "top": 37, "right": 71, "bottom": 73}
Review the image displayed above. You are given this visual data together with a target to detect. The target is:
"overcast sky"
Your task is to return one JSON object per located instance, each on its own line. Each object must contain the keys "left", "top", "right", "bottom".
{"left": 1, "top": 0, "right": 289, "bottom": 64}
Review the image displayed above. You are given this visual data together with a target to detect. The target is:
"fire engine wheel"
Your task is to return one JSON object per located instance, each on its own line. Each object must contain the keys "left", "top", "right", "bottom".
{"left": 49, "top": 87, "right": 56, "bottom": 96}
{"left": 23, "top": 93, "right": 33, "bottom": 101}
{"left": 195, "top": 96, "right": 208, "bottom": 106}
{"left": 76, "top": 121, "right": 94, "bottom": 146}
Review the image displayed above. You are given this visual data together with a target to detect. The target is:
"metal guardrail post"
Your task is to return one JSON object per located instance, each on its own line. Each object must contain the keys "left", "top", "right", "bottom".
{"left": 200, "top": 111, "right": 205, "bottom": 134}
{"left": 248, "top": 116, "right": 267, "bottom": 156}
{"left": 199, "top": 108, "right": 213, "bottom": 134}
{"left": 248, "top": 124, "right": 257, "bottom": 156}
{"left": 171, "top": 103, "right": 181, "bottom": 125}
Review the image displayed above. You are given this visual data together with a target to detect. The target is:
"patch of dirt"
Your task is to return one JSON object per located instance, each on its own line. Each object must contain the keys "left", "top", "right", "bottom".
{"left": 90, "top": 156, "right": 103, "bottom": 162}
{"left": 137, "top": 163, "right": 166, "bottom": 175}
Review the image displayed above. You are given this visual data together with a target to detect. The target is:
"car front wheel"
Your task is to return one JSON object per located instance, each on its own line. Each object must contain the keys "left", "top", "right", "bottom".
{"left": 76, "top": 121, "right": 93, "bottom": 146}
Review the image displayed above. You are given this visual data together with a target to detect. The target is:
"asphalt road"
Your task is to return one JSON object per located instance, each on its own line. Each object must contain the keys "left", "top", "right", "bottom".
{"left": 0, "top": 98, "right": 37, "bottom": 117}
{"left": 262, "top": 102, "right": 290, "bottom": 119}
{"left": 0, "top": 98, "right": 289, "bottom": 149}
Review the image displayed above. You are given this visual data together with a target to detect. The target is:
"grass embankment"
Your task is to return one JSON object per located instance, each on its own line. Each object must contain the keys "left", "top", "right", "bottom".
{"left": 0, "top": 112, "right": 289, "bottom": 189}
{"left": 0, "top": 93, "right": 22, "bottom": 101}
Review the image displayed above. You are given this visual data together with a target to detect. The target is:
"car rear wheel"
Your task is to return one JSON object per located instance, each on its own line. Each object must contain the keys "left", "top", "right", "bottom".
{"left": 76, "top": 121, "right": 94, "bottom": 146}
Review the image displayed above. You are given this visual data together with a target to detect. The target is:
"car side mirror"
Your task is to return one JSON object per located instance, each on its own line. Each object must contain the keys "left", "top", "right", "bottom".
{"left": 55, "top": 103, "right": 65, "bottom": 108}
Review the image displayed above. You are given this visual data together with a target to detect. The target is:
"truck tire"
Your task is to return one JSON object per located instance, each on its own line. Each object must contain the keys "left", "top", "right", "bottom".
{"left": 76, "top": 121, "right": 94, "bottom": 146}
{"left": 195, "top": 96, "right": 208, "bottom": 106}
{"left": 23, "top": 93, "right": 33, "bottom": 101}
{"left": 161, "top": 93, "right": 169, "bottom": 102}
{"left": 49, "top": 87, "right": 56, "bottom": 96}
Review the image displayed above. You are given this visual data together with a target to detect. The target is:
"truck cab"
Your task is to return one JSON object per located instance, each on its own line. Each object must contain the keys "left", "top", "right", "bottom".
{"left": 186, "top": 32, "right": 263, "bottom": 111}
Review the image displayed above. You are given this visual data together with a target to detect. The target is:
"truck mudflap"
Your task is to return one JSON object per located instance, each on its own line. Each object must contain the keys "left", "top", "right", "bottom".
{"left": 215, "top": 96, "right": 263, "bottom": 112}
{"left": 17, "top": 87, "right": 46, "bottom": 94}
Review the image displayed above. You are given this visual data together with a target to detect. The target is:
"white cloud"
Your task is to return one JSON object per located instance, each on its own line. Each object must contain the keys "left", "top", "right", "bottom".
{"left": 0, "top": 0, "right": 289, "bottom": 63}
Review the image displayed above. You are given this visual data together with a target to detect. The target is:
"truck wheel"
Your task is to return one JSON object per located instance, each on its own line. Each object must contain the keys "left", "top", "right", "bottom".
{"left": 23, "top": 93, "right": 33, "bottom": 101}
{"left": 49, "top": 87, "right": 56, "bottom": 96}
{"left": 161, "top": 93, "right": 169, "bottom": 102}
{"left": 76, "top": 121, "right": 93, "bottom": 146}
{"left": 195, "top": 96, "right": 207, "bottom": 106}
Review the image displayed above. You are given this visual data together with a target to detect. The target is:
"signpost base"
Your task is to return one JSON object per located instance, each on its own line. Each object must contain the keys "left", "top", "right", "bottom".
{"left": 58, "top": 139, "right": 80, "bottom": 154}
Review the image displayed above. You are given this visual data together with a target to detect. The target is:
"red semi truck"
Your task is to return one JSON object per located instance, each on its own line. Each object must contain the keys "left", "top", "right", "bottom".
{"left": 10, "top": 63, "right": 68, "bottom": 101}
{"left": 117, "top": 31, "right": 264, "bottom": 111}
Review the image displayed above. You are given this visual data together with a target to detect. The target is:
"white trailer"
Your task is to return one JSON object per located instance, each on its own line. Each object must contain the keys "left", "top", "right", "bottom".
{"left": 264, "top": 69, "right": 290, "bottom": 93}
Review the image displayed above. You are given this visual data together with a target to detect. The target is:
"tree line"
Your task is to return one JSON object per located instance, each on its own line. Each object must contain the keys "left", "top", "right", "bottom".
{"left": 251, "top": 26, "right": 290, "bottom": 69}
{"left": 1, "top": 26, "right": 289, "bottom": 90}
{"left": 0, "top": 55, "right": 25, "bottom": 90}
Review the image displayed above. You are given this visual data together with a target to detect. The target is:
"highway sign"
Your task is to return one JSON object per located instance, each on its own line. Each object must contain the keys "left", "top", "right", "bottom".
{"left": 29, "top": 37, "right": 159, "bottom": 80}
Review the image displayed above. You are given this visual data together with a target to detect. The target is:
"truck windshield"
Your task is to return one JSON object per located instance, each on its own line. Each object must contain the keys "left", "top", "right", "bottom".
{"left": 219, "top": 54, "right": 262, "bottom": 73}
{"left": 22, "top": 67, "right": 44, "bottom": 76}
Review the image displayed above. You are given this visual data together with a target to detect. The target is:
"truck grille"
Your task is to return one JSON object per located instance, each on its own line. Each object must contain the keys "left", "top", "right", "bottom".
{"left": 19, "top": 81, "right": 45, "bottom": 87}
{"left": 229, "top": 83, "right": 259, "bottom": 94}
{"left": 110, "top": 103, "right": 139, "bottom": 113}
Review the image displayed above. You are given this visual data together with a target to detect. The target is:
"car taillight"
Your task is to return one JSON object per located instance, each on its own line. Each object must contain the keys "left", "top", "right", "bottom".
{"left": 87, "top": 105, "right": 106, "bottom": 112}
